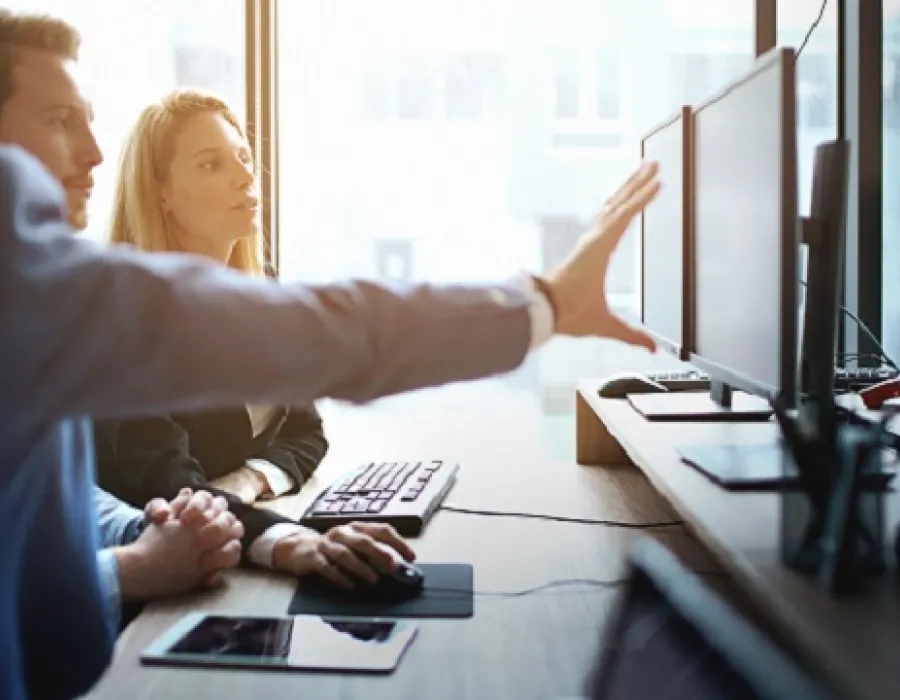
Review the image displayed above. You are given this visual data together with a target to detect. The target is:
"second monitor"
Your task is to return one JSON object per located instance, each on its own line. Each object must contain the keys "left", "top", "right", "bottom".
{"left": 640, "top": 105, "right": 692, "bottom": 360}
{"left": 629, "top": 46, "right": 799, "bottom": 422}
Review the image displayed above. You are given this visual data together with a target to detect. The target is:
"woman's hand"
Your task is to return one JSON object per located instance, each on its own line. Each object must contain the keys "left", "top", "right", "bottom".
{"left": 271, "top": 522, "right": 416, "bottom": 589}
{"left": 209, "top": 466, "right": 268, "bottom": 504}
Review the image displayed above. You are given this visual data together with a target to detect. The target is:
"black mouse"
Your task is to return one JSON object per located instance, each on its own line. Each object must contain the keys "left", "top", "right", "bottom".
{"left": 300, "top": 558, "right": 426, "bottom": 604}
{"left": 363, "top": 560, "right": 425, "bottom": 603}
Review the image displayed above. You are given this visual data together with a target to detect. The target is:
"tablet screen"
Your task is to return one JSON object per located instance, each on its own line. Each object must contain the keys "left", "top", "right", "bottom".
{"left": 142, "top": 613, "right": 418, "bottom": 673}
{"left": 170, "top": 616, "right": 294, "bottom": 659}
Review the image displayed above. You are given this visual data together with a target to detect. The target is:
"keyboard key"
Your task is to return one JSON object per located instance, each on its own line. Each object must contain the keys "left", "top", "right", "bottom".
{"left": 311, "top": 501, "right": 343, "bottom": 515}
{"left": 342, "top": 498, "right": 372, "bottom": 514}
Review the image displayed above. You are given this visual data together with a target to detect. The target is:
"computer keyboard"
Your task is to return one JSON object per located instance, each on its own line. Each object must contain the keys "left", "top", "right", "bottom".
{"left": 644, "top": 369, "right": 711, "bottom": 392}
{"left": 833, "top": 366, "right": 899, "bottom": 392}
{"left": 299, "top": 459, "right": 458, "bottom": 537}
{"left": 642, "top": 367, "right": 899, "bottom": 394}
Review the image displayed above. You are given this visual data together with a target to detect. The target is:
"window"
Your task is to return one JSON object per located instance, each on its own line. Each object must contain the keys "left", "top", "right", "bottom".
{"left": 778, "top": 0, "right": 838, "bottom": 219}
{"left": 444, "top": 54, "right": 504, "bottom": 121}
{"left": 670, "top": 52, "right": 750, "bottom": 107}
{"left": 174, "top": 44, "right": 242, "bottom": 116}
{"left": 550, "top": 50, "right": 625, "bottom": 147}
{"left": 679, "top": 54, "right": 714, "bottom": 104}
{"left": 885, "top": 53, "right": 900, "bottom": 129}
{"left": 277, "top": 0, "right": 755, "bottom": 411}
{"left": 5, "top": 0, "right": 245, "bottom": 241}
{"left": 797, "top": 53, "right": 836, "bottom": 129}
{"left": 884, "top": 3, "right": 900, "bottom": 359}
{"left": 596, "top": 53, "right": 622, "bottom": 120}
{"left": 375, "top": 239, "right": 414, "bottom": 281}
{"left": 396, "top": 58, "right": 433, "bottom": 120}
{"left": 553, "top": 53, "right": 580, "bottom": 120}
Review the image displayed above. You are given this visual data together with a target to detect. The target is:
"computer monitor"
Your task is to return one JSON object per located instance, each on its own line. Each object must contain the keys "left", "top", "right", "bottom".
{"left": 628, "top": 47, "right": 799, "bottom": 422}
{"left": 677, "top": 142, "right": 849, "bottom": 491}
{"left": 798, "top": 139, "right": 849, "bottom": 443}
{"left": 584, "top": 538, "right": 835, "bottom": 700}
{"left": 690, "top": 46, "right": 799, "bottom": 414}
{"left": 639, "top": 106, "right": 693, "bottom": 360}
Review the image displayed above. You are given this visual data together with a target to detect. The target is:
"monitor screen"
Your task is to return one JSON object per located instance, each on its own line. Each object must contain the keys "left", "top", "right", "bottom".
{"left": 641, "top": 108, "right": 689, "bottom": 357}
{"left": 691, "top": 49, "right": 798, "bottom": 402}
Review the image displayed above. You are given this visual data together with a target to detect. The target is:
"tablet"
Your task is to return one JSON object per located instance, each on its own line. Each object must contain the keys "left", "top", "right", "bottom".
{"left": 141, "top": 613, "right": 418, "bottom": 673}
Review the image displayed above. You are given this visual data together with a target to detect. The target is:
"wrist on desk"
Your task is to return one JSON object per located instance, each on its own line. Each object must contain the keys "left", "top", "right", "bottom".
{"left": 271, "top": 526, "right": 319, "bottom": 572}
{"left": 112, "top": 544, "right": 152, "bottom": 602}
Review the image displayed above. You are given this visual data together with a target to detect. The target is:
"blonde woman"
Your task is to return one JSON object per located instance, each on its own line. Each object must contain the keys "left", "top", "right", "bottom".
{"left": 94, "top": 88, "right": 415, "bottom": 590}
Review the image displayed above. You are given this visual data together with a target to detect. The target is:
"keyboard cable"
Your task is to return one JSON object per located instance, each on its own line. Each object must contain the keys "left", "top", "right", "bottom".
{"left": 425, "top": 571, "right": 730, "bottom": 599}
{"left": 439, "top": 504, "right": 684, "bottom": 529}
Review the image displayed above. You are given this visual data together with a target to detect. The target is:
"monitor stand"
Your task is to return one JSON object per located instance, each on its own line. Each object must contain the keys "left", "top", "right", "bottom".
{"left": 677, "top": 441, "right": 790, "bottom": 490}
{"left": 678, "top": 424, "right": 898, "bottom": 492}
{"left": 627, "top": 382, "right": 773, "bottom": 422}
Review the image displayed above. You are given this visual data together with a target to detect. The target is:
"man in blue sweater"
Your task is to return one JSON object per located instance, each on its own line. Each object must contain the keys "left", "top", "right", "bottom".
{"left": 0, "top": 9, "right": 658, "bottom": 700}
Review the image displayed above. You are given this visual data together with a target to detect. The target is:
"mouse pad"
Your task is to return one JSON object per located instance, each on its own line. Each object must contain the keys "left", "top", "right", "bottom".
{"left": 288, "top": 563, "right": 473, "bottom": 619}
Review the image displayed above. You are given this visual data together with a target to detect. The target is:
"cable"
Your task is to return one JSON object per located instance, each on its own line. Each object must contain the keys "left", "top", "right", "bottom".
{"left": 439, "top": 505, "right": 684, "bottom": 529}
{"left": 796, "top": 0, "right": 828, "bottom": 59}
{"left": 426, "top": 578, "right": 629, "bottom": 598}
{"left": 839, "top": 305, "right": 899, "bottom": 371}
{"left": 424, "top": 572, "right": 730, "bottom": 599}
{"left": 800, "top": 279, "right": 899, "bottom": 370}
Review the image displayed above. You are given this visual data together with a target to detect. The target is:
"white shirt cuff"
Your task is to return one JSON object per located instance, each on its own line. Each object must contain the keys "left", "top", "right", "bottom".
{"left": 508, "top": 272, "right": 555, "bottom": 350}
{"left": 247, "top": 522, "right": 306, "bottom": 568}
{"left": 245, "top": 459, "right": 296, "bottom": 499}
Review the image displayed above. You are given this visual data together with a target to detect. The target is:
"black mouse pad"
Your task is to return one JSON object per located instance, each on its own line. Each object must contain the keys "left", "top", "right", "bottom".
{"left": 288, "top": 563, "right": 473, "bottom": 619}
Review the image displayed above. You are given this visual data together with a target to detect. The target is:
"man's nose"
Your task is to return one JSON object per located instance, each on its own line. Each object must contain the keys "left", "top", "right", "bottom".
{"left": 76, "top": 124, "right": 103, "bottom": 169}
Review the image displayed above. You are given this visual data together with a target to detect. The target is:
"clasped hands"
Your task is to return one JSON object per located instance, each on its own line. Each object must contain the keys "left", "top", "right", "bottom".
{"left": 132, "top": 488, "right": 415, "bottom": 595}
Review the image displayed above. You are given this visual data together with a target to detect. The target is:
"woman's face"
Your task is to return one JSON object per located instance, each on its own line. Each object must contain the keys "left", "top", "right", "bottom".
{"left": 161, "top": 111, "right": 258, "bottom": 248}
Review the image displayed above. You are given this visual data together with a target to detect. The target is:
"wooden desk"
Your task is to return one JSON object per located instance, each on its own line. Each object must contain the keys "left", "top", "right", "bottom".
{"left": 83, "top": 397, "right": 715, "bottom": 700}
{"left": 575, "top": 379, "right": 900, "bottom": 700}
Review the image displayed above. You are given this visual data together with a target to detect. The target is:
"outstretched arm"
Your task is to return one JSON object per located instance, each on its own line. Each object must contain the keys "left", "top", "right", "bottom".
{"left": 0, "top": 145, "right": 532, "bottom": 438}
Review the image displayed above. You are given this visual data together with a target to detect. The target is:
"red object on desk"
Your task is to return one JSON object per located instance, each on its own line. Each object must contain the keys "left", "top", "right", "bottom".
{"left": 859, "top": 377, "right": 900, "bottom": 409}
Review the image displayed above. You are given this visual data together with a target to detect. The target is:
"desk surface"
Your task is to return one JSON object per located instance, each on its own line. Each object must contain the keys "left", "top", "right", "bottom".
{"left": 84, "top": 397, "right": 714, "bottom": 700}
{"left": 575, "top": 380, "right": 900, "bottom": 700}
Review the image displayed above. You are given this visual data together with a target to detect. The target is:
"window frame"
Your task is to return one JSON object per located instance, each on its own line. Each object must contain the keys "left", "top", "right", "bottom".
{"left": 245, "top": 0, "right": 280, "bottom": 274}
{"left": 839, "top": 0, "right": 883, "bottom": 364}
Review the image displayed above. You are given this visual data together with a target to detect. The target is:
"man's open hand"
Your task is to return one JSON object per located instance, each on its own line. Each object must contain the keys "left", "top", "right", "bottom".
{"left": 547, "top": 160, "right": 661, "bottom": 349}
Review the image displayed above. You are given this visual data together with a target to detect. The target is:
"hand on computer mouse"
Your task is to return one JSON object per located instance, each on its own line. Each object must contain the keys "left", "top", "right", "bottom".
{"left": 271, "top": 522, "right": 416, "bottom": 590}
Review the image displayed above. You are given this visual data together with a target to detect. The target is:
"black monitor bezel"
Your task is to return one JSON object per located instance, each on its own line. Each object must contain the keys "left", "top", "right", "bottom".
{"left": 687, "top": 46, "right": 799, "bottom": 408}
{"left": 586, "top": 538, "right": 835, "bottom": 700}
{"left": 639, "top": 105, "right": 694, "bottom": 361}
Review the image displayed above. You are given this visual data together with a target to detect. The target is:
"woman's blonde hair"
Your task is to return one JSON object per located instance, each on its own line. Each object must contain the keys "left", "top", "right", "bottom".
{"left": 108, "top": 87, "right": 264, "bottom": 275}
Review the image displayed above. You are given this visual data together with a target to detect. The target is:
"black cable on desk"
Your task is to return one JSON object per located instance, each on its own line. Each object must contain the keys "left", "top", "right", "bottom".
{"left": 425, "top": 571, "right": 730, "bottom": 599}
{"left": 439, "top": 505, "right": 684, "bottom": 529}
